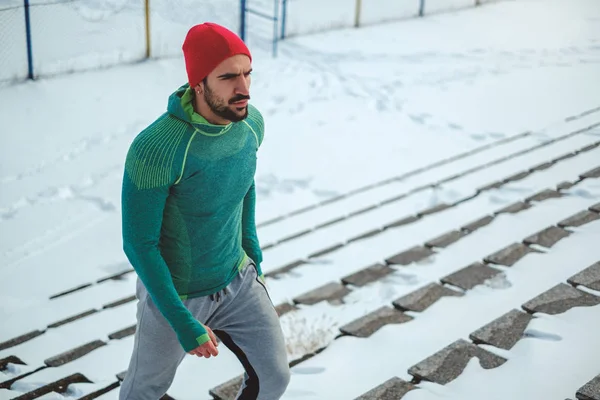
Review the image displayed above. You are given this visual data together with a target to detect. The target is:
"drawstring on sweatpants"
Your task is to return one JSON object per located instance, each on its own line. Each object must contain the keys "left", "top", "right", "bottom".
{"left": 209, "top": 287, "right": 228, "bottom": 302}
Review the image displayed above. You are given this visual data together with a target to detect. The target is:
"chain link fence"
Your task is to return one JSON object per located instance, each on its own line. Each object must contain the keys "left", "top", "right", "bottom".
{"left": 1, "top": 0, "right": 503, "bottom": 84}
{"left": 1, "top": 1, "right": 30, "bottom": 82}
{"left": 277, "top": 0, "right": 503, "bottom": 38}
{"left": 149, "top": 0, "right": 238, "bottom": 58}
{"left": 0, "top": 0, "right": 238, "bottom": 84}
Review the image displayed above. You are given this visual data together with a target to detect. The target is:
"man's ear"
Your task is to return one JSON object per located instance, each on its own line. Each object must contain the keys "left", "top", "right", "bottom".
{"left": 195, "top": 83, "right": 203, "bottom": 95}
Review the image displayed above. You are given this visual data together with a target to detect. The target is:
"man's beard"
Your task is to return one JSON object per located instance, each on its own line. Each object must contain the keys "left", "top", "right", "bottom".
{"left": 204, "top": 82, "right": 249, "bottom": 123}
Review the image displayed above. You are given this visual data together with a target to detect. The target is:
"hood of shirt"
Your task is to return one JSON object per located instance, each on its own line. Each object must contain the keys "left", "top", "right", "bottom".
{"left": 167, "top": 83, "right": 233, "bottom": 135}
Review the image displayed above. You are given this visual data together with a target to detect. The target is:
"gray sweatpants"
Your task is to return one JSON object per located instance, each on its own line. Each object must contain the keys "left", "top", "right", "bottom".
{"left": 118, "top": 260, "right": 290, "bottom": 400}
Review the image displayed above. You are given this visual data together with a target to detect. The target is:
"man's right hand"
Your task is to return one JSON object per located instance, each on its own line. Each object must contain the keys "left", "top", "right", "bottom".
{"left": 188, "top": 324, "right": 219, "bottom": 358}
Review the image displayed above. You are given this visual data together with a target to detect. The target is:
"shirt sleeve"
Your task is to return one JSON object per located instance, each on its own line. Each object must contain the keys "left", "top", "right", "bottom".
{"left": 242, "top": 180, "right": 263, "bottom": 278}
{"left": 121, "top": 126, "right": 210, "bottom": 352}
{"left": 242, "top": 105, "right": 265, "bottom": 278}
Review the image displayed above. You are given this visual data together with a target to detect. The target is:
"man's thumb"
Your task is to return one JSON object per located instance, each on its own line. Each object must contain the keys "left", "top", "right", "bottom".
{"left": 209, "top": 329, "right": 218, "bottom": 346}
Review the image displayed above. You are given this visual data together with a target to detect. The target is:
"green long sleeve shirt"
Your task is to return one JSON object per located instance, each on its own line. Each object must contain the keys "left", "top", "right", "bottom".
{"left": 121, "top": 84, "right": 264, "bottom": 352}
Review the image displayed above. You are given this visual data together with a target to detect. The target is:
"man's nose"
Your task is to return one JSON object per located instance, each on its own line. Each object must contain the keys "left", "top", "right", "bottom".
{"left": 235, "top": 75, "right": 250, "bottom": 95}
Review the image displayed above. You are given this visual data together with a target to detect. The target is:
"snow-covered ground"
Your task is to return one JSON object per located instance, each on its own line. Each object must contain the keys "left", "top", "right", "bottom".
{"left": 1, "top": 0, "right": 600, "bottom": 399}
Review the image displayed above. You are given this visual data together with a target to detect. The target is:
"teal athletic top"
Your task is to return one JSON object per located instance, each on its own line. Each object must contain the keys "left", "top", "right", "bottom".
{"left": 121, "top": 83, "right": 264, "bottom": 352}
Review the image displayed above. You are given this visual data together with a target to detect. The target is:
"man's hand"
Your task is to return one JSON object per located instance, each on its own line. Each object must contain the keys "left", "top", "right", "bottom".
{"left": 188, "top": 324, "right": 219, "bottom": 358}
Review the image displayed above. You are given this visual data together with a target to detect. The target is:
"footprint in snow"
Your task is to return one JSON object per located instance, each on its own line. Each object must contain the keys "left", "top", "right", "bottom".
{"left": 523, "top": 328, "right": 562, "bottom": 342}
{"left": 567, "top": 188, "right": 598, "bottom": 199}
{"left": 484, "top": 273, "right": 512, "bottom": 290}
{"left": 470, "top": 133, "right": 487, "bottom": 141}
{"left": 409, "top": 114, "right": 432, "bottom": 125}
{"left": 488, "top": 132, "right": 506, "bottom": 139}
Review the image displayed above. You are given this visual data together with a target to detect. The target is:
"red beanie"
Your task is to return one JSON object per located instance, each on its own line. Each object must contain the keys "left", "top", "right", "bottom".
{"left": 182, "top": 22, "right": 252, "bottom": 88}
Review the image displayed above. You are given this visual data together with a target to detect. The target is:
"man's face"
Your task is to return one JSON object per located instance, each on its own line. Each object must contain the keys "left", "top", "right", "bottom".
{"left": 200, "top": 54, "right": 252, "bottom": 123}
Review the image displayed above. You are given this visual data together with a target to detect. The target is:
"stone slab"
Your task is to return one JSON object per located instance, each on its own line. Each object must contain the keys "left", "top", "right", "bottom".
{"left": 577, "top": 373, "right": 600, "bottom": 400}
{"left": 523, "top": 226, "right": 571, "bottom": 248}
{"left": 579, "top": 142, "right": 600, "bottom": 152}
{"left": 279, "top": 229, "right": 313, "bottom": 244}
{"left": 440, "top": 262, "right": 503, "bottom": 291}
{"left": 349, "top": 228, "right": 383, "bottom": 242}
{"left": 494, "top": 201, "right": 531, "bottom": 215}
{"left": 477, "top": 181, "right": 504, "bottom": 191}
{"left": 557, "top": 181, "right": 576, "bottom": 190}
{"left": 589, "top": 203, "right": 600, "bottom": 213}
{"left": 522, "top": 283, "right": 600, "bottom": 315}
{"left": 348, "top": 205, "right": 378, "bottom": 217}
{"left": 339, "top": 306, "right": 413, "bottom": 338}
{"left": 49, "top": 283, "right": 93, "bottom": 300}
{"left": 484, "top": 243, "right": 538, "bottom": 267}
{"left": 461, "top": 215, "right": 494, "bottom": 233}
{"left": 315, "top": 216, "right": 346, "bottom": 229}
{"left": 354, "top": 377, "right": 417, "bottom": 400}
{"left": 554, "top": 152, "right": 577, "bottom": 162}
{"left": 380, "top": 193, "right": 409, "bottom": 206}
{"left": 558, "top": 210, "right": 600, "bottom": 228}
{"left": 108, "top": 325, "right": 136, "bottom": 340}
{"left": 77, "top": 381, "right": 122, "bottom": 400}
{"left": 581, "top": 166, "right": 600, "bottom": 179}
{"left": 469, "top": 309, "right": 534, "bottom": 350}
{"left": 48, "top": 309, "right": 98, "bottom": 329}
{"left": 384, "top": 215, "right": 420, "bottom": 229}
{"left": 104, "top": 295, "right": 137, "bottom": 309}
{"left": 209, "top": 375, "right": 243, "bottom": 400}
{"left": 78, "top": 382, "right": 121, "bottom": 400}
{"left": 293, "top": 282, "right": 351, "bottom": 305}
{"left": 0, "top": 330, "right": 45, "bottom": 352}
{"left": 97, "top": 269, "right": 134, "bottom": 284}
{"left": 309, "top": 243, "right": 345, "bottom": 258}
{"left": 503, "top": 170, "right": 532, "bottom": 182}
{"left": 45, "top": 340, "right": 107, "bottom": 367}
{"left": 525, "top": 189, "right": 563, "bottom": 203}
{"left": 341, "top": 264, "right": 396, "bottom": 287}
{"left": 425, "top": 230, "right": 467, "bottom": 248}
{"left": 408, "top": 339, "right": 507, "bottom": 385}
{"left": 265, "top": 260, "right": 305, "bottom": 278}
{"left": 386, "top": 246, "right": 436, "bottom": 266}
{"left": 418, "top": 203, "right": 452, "bottom": 216}
{"left": 11, "top": 373, "right": 92, "bottom": 400}
{"left": 275, "top": 303, "right": 298, "bottom": 317}
{"left": 392, "top": 283, "right": 463, "bottom": 312}
{"left": 0, "top": 356, "right": 25, "bottom": 371}
{"left": 529, "top": 161, "right": 554, "bottom": 171}
{"left": 567, "top": 262, "right": 600, "bottom": 291}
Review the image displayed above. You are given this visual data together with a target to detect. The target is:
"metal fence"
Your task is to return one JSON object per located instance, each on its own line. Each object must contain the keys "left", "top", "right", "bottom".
{"left": 1, "top": 0, "right": 502, "bottom": 84}
{"left": 0, "top": 0, "right": 239, "bottom": 84}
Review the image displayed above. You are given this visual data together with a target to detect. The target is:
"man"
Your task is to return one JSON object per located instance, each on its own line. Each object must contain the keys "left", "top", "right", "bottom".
{"left": 119, "top": 22, "right": 290, "bottom": 400}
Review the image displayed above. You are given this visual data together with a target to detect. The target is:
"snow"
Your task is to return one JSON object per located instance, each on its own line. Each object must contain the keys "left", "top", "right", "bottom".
{"left": 281, "top": 220, "right": 600, "bottom": 399}
{"left": 28, "top": 1, "right": 146, "bottom": 77}
{"left": 1, "top": 0, "right": 600, "bottom": 399}
{"left": 404, "top": 306, "right": 600, "bottom": 400}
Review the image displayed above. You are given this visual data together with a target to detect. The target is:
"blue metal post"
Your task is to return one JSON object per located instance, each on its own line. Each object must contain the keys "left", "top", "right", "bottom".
{"left": 273, "top": 0, "right": 279, "bottom": 57}
{"left": 419, "top": 0, "right": 425, "bottom": 17}
{"left": 240, "top": 0, "right": 247, "bottom": 41}
{"left": 23, "top": 0, "right": 34, "bottom": 79}
{"left": 280, "top": 0, "right": 287, "bottom": 39}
